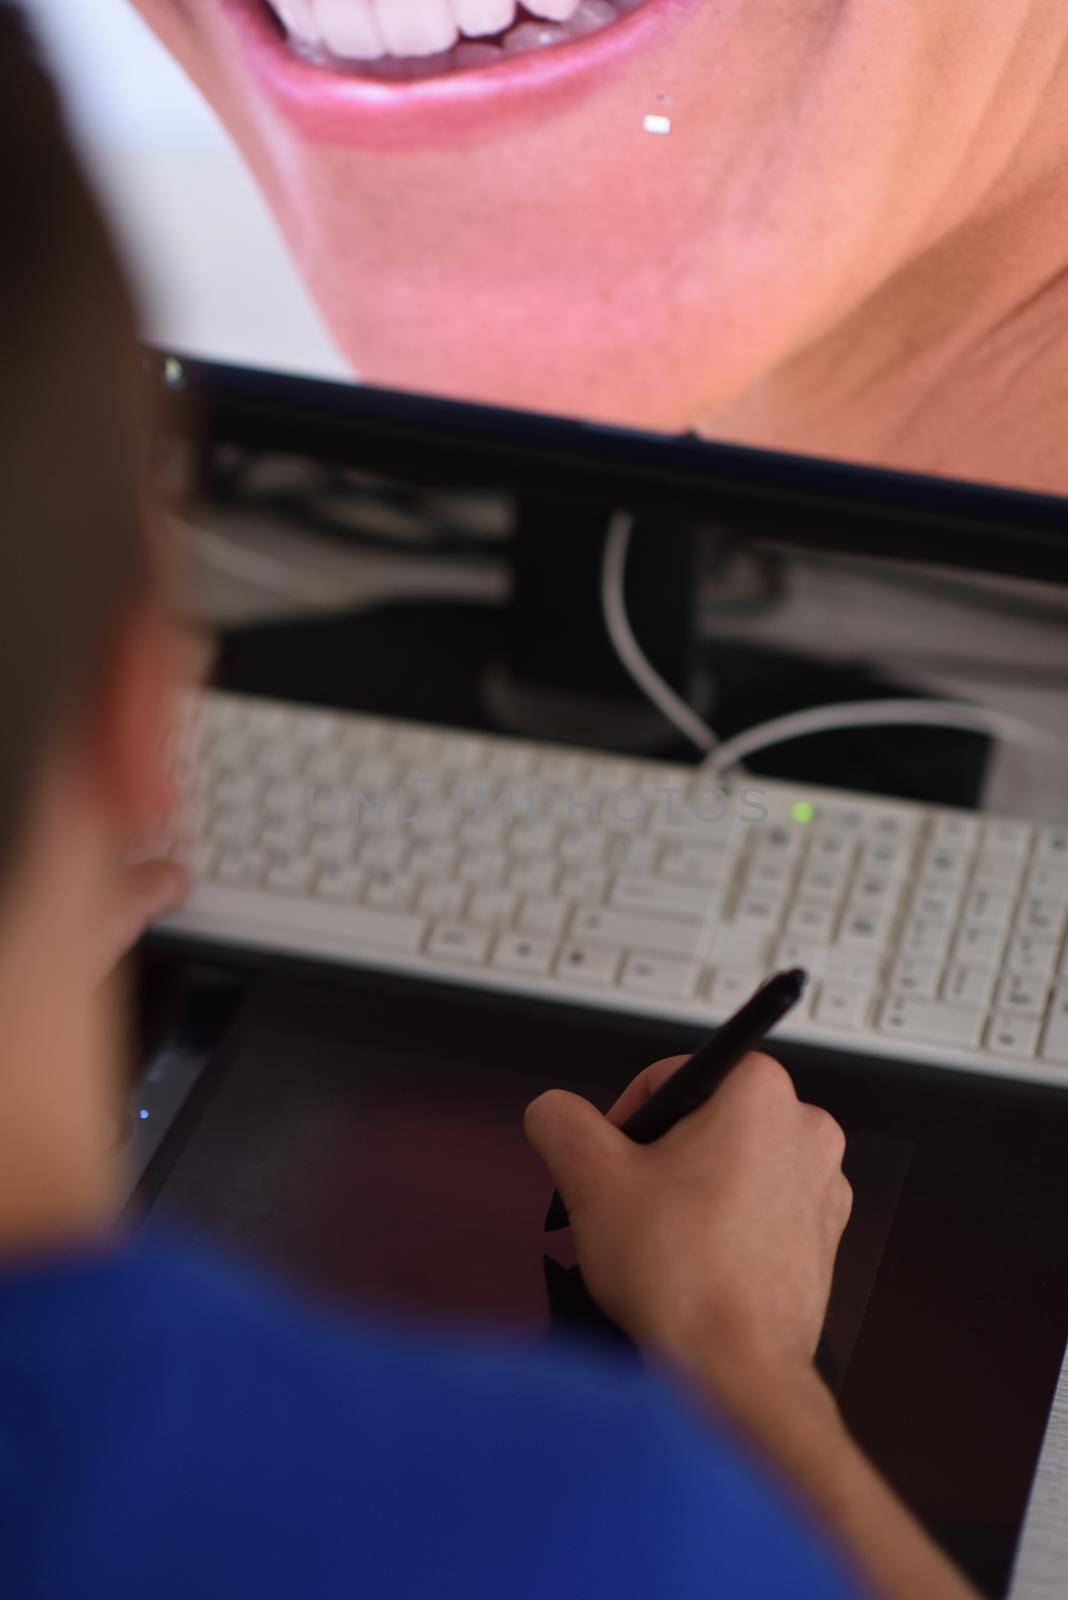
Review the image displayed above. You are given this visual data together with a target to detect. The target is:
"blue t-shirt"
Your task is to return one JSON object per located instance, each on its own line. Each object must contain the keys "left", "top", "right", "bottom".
{"left": 0, "top": 1236, "right": 861, "bottom": 1598}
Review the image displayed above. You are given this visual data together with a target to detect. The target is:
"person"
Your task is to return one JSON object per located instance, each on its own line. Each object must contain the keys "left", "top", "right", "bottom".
{"left": 0, "top": 11, "right": 979, "bottom": 1598}
{"left": 124, "top": 0, "right": 1068, "bottom": 492}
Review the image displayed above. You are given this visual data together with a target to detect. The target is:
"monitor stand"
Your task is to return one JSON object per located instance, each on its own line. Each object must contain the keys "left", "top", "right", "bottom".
{"left": 215, "top": 495, "right": 989, "bottom": 807}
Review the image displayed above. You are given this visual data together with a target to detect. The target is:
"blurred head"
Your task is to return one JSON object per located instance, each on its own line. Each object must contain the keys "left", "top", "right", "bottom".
{"left": 0, "top": 4, "right": 179, "bottom": 924}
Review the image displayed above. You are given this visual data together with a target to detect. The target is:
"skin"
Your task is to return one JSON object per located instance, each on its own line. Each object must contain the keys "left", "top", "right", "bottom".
{"left": 128, "top": 0, "right": 1068, "bottom": 490}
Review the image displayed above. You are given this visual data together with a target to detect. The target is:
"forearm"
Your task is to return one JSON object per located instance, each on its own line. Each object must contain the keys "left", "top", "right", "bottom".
{"left": 686, "top": 1357, "right": 980, "bottom": 1600}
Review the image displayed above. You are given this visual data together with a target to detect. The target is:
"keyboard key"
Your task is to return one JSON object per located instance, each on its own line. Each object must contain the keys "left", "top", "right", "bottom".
{"left": 263, "top": 780, "right": 308, "bottom": 818}
{"left": 786, "top": 902, "right": 836, "bottom": 943}
{"left": 265, "top": 856, "right": 315, "bottom": 896}
{"left": 942, "top": 965, "right": 996, "bottom": 1010}
{"left": 1026, "top": 864, "right": 1068, "bottom": 902}
{"left": 745, "top": 858, "right": 796, "bottom": 895}
{"left": 708, "top": 967, "right": 766, "bottom": 1013}
{"left": 1040, "top": 988, "right": 1068, "bottom": 1063}
{"left": 460, "top": 815, "right": 509, "bottom": 849}
{"left": 366, "top": 873, "right": 419, "bottom": 911}
{"left": 209, "top": 809, "right": 260, "bottom": 849}
{"left": 797, "top": 864, "right": 850, "bottom": 904}
{"left": 564, "top": 868, "right": 609, "bottom": 903}
{"left": 457, "top": 849, "right": 508, "bottom": 887}
{"left": 972, "top": 851, "right": 1024, "bottom": 890}
{"left": 851, "top": 874, "right": 901, "bottom": 914}
{"left": 468, "top": 889, "right": 519, "bottom": 927}
{"left": 510, "top": 821, "right": 558, "bottom": 857}
{"left": 559, "top": 829, "right": 609, "bottom": 867}
{"left": 961, "top": 888, "right": 1013, "bottom": 931}
{"left": 1005, "top": 934, "right": 1058, "bottom": 981}
{"left": 952, "top": 924, "right": 1005, "bottom": 969}
{"left": 214, "top": 848, "right": 267, "bottom": 888}
{"left": 776, "top": 940, "right": 829, "bottom": 979}
{"left": 839, "top": 910, "right": 894, "bottom": 951}
{"left": 921, "top": 846, "right": 971, "bottom": 887}
{"left": 809, "top": 833, "right": 856, "bottom": 868}
{"left": 994, "top": 973, "right": 1049, "bottom": 1019}
{"left": 557, "top": 942, "right": 622, "bottom": 987}
{"left": 492, "top": 932, "right": 555, "bottom": 977}
{"left": 611, "top": 875, "right": 723, "bottom": 921}
{"left": 571, "top": 907, "right": 712, "bottom": 960}
{"left": 315, "top": 865, "right": 364, "bottom": 903}
{"left": 834, "top": 951, "right": 885, "bottom": 986}
{"left": 310, "top": 826, "right": 358, "bottom": 866}
{"left": 933, "top": 813, "right": 981, "bottom": 850}
{"left": 621, "top": 955, "right": 700, "bottom": 1000}
{"left": 1036, "top": 826, "right": 1068, "bottom": 863}
{"left": 214, "top": 773, "right": 259, "bottom": 811}
{"left": 1016, "top": 897, "right": 1067, "bottom": 941}
{"left": 409, "top": 841, "right": 458, "bottom": 878}
{"left": 815, "top": 984, "right": 873, "bottom": 1031}
{"left": 985, "top": 819, "right": 1032, "bottom": 858}
{"left": 659, "top": 846, "right": 732, "bottom": 886}
{"left": 860, "top": 840, "right": 910, "bottom": 877}
{"left": 427, "top": 923, "right": 491, "bottom": 965}
{"left": 909, "top": 887, "right": 960, "bottom": 925}
{"left": 508, "top": 859, "right": 558, "bottom": 896}
{"left": 358, "top": 835, "right": 408, "bottom": 873}
{"left": 865, "top": 811, "right": 919, "bottom": 844}
{"left": 519, "top": 897, "right": 571, "bottom": 938}
{"left": 751, "top": 824, "right": 805, "bottom": 862}
{"left": 890, "top": 957, "right": 940, "bottom": 999}
{"left": 733, "top": 894, "right": 785, "bottom": 935}
{"left": 183, "top": 882, "right": 426, "bottom": 954}
{"left": 417, "top": 882, "right": 468, "bottom": 920}
{"left": 986, "top": 1014, "right": 1041, "bottom": 1060}
{"left": 878, "top": 997, "right": 985, "bottom": 1049}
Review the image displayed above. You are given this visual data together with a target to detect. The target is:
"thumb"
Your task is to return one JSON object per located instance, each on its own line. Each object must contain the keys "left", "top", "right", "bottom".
{"left": 524, "top": 1089, "right": 625, "bottom": 1216}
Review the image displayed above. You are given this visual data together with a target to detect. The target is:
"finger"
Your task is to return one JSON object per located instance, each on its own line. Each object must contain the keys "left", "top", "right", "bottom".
{"left": 800, "top": 1101, "right": 848, "bottom": 1168}
{"left": 524, "top": 1089, "right": 627, "bottom": 1214}
{"left": 605, "top": 1055, "right": 690, "bottom": 1127}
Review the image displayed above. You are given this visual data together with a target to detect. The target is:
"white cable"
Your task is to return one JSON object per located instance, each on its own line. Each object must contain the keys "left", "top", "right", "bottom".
{"left": 601, "top": 511, "right": 719, "bottom": 757}
{"left": 703, "top": 697, "right": 1064, "bottom": 778}
{"left": 178, "top": 518, "right": 349, "bottom": 610}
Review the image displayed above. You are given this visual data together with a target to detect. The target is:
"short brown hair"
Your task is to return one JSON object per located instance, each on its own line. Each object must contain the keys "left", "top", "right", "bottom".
{"left": 0, "top": 5, "right": 149, "bottom": 876}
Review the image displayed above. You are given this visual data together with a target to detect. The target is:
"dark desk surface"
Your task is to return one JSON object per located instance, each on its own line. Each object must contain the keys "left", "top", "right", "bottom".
{"left": 133, "top": 959, "right": 1068, "bottom": 1600}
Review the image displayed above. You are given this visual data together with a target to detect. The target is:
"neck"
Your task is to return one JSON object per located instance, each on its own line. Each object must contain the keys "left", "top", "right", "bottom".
{"left": 709, "top": 29, "right": 1068, "bottom": 494}
{"left": 0, "top": 819, "right": 122, "bottom": 1259}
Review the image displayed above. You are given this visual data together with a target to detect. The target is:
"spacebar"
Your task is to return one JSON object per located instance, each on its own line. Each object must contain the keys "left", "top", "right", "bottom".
{"left": 179, "top": 883, "right": 427, "bottom": 954}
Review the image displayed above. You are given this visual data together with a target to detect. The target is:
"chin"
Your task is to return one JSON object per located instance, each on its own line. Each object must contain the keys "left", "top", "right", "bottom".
{"left": 128, "top": 0, "right": 931, "bottom": 430}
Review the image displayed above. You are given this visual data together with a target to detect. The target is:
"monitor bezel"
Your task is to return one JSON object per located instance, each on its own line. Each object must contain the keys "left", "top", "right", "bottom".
{"left": 158, "top": 349, "right": 1068, "bottom": 586}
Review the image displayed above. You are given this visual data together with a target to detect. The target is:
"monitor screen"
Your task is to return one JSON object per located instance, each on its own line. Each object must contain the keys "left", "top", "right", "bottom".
{"left": 30, "top": 0, "right": 1068, "bottom": 499}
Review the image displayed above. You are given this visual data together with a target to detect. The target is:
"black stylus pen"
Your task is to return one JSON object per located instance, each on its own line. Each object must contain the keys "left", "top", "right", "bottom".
{"left": 543, "top": 967, "right": 808, "bottom": 1233}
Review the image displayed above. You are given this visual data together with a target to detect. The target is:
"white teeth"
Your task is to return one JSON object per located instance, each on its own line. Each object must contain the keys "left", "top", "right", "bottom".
{"left": 452, "top": 0, "right": 517, "bottom": 38}
{"left": 522, "top": 0, "right": 580, "bottom": 19}
{"left": 373, "top": 0, "right": 458, "bottom": 57}
{"left": 567, "top": 0, "right": 616, "bottom": 34}
{"left": 265, "top": 0, "right": 633, "bottom": 69}
{"left": 314, "top": 0, "right": 384, "bottom": 59}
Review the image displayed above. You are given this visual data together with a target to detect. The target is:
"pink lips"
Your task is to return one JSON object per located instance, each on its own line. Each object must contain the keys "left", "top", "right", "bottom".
{"left": 220, "top": 0, "right": 689, "bottom": 150}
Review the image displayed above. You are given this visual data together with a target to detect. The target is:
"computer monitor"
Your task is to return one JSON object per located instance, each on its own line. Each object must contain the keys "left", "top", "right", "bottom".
{"left": 30, "top": 0, "right": 1068, "bottom": 564}
{"left": 27, "top": 0, "right": 1068, "bottom": 788}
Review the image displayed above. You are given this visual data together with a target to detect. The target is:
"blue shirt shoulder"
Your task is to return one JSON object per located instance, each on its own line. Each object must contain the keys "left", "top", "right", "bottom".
{"left": 0, "top": 1236, "right": 861, "bottom": 1599}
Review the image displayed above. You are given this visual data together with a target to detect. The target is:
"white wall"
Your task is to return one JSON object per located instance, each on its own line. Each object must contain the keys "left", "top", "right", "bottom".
{"left": 26, "top": 0, "right": 350, "bottom": 379}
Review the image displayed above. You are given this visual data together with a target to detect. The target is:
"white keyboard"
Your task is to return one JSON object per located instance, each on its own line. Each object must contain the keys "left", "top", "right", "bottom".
{"left": 156, "top": 690, "right": 1068, "bottom": 1088}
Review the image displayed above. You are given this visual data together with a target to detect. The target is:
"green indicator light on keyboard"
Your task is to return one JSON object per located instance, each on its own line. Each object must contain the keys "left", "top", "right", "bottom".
{"left": 792, "top": 801, "right": 815, "bottom": 824}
